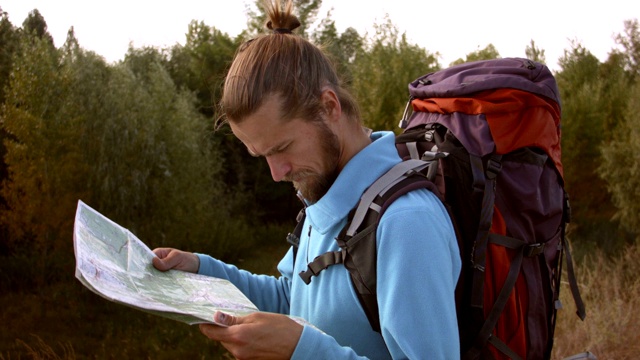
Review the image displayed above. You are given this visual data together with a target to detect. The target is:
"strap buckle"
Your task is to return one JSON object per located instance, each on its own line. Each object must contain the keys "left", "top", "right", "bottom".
{"left": 525, "top": 243, "right": 545, "bottom": 257}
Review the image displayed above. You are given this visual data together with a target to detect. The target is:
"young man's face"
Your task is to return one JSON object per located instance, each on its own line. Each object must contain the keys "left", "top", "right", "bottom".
{"left": 229, "top": 95, "right": 342, "bottom": 203}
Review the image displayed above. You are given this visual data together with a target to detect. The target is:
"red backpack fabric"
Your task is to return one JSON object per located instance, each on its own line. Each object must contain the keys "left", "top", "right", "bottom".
{"left": 294, "top": 58, "right": 586, "bottom": 359}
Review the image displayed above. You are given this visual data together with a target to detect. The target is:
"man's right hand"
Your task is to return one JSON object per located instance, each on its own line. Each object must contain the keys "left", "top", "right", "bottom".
{"left": 152, "top": 248, "right": 200, "bottom": 273}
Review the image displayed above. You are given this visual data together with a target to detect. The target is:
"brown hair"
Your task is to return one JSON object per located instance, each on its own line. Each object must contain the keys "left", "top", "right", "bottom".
{"left": 217, "top": 0, "right": 360, "bottom": 128}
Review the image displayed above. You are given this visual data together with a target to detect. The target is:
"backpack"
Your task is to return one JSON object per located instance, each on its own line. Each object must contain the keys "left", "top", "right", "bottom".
{"left": 288, "top": 57, "right": 586, "bottom": 360}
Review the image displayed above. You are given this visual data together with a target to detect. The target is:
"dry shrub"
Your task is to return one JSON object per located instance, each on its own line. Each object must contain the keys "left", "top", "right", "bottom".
{"left": 552, "top": 242, "right": 640, "bottom": 359}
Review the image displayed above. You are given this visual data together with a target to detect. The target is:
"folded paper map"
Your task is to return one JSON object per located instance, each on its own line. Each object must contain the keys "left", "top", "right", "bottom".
{"left": 73, "top": 200, "right": 266, "bottom": 326}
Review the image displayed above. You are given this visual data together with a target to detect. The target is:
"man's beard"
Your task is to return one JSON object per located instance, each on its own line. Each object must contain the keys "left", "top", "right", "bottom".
{"left": 285, "top": 123, "right": 341, "bottom": 204}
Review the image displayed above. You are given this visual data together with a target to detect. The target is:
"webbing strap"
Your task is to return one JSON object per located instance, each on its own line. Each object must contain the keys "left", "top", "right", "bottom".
{"left": 287, "top": 209, "right": 306, "bottom": 248}
{"left": 488, "top": 335, "right": 524, "bottom": 360}
{"left": 299, "top": 250, "right": 347, "bottom": 285}
{"left": 490, "top": 233, "right": 546, "bottom": 257}
{"left": 562, "top": 234, "right": 586, "bottom": 320}
{"left": 406, "top": 141, "right": 420, "bottom": 160}
{"left": 470, "top": 154, "right": 503, "bottom": 309}
{"left": 347, "top": 159, "right": 429, "bottom": 236}
{"left": 464, "top": 233, "right": 526, "bottom": 360}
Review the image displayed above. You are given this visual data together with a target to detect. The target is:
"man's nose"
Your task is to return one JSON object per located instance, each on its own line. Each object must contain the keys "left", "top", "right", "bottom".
{"left": 265, "top": 155, "right": 291, "bottom": 182}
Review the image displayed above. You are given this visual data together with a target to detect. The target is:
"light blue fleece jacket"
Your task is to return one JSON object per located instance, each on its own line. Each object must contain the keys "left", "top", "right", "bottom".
{"left": 197, "top": 131, "right": 461, "bottom": 359}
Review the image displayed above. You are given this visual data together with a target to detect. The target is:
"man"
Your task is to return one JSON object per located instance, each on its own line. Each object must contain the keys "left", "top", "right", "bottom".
{"left": 153, "top": 1, "right": 461, "bottom": 358}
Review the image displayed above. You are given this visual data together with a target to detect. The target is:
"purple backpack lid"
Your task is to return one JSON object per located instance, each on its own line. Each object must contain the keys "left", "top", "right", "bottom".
{"left": 409, "top": 58, "right": 561, "bottom": 107}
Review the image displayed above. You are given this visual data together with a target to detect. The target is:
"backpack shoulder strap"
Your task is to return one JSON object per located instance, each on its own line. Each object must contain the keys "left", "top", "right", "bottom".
{"left": 298, "top": 159, "right": 441, "bottom": 332}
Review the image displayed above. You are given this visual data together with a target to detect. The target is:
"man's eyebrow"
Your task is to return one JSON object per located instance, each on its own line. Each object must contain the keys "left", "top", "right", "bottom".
{"left": 247, "top": 141, "right": 289, "bottom": 157}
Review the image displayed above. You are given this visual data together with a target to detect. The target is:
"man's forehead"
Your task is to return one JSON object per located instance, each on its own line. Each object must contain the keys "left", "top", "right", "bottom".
{"left": 228, "top": 112, "right": 289, "bottom": 157}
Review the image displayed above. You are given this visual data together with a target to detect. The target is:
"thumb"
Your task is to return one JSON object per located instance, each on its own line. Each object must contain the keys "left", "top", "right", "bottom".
{"left": 214, "top": 311, "right": 237, "bottom": 327}
{"left": 152, "top": 252, "right": 179, "bottom": 272}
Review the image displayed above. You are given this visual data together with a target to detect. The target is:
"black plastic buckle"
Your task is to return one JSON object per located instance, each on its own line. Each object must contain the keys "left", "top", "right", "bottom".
{"left": 525, "top": 243, "right": 545, "bottom": 257}
{"left": 485, "top": 157, "right": 502, "bottom": 179}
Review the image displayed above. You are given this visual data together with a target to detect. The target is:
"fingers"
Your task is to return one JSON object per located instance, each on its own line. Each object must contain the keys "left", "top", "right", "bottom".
{"left": 151, "top": 248, "right": 176, "bottom": 271}
{"left": 151, "top": 255, "right": 172, "bottom": 272}
{"left": 199, "top": 322, "right": 247, "bottom": 358}
{"left": 214, "top": 311, "right": 237, "bottom": 326}
{"left": 199, "top": 313, "right": 244, "bottom": 352}
{"left": 152, "top": 247, "right": 172, "bottom": 259}
{"left": 199, "top": 312, "right": 244, "bottom": 342}
{"left": 151, "top": 248, "right": 199, "bottom": 273}
{"left": 199, "top": 312, "right": 302, "bottom": 359}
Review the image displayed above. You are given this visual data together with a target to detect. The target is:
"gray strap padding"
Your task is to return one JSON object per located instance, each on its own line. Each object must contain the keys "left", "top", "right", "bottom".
{"left": 347, "top": 159, "right": 429, "bottom": 236}
{"left": 406, "top": 141, "right": 420, "bottom": 160}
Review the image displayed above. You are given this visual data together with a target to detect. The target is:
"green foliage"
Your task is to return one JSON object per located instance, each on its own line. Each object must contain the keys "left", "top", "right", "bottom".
{"left": 525, "top": 39, "right": 546, "bottom": 64}
{"left": 0, "top": 9, "right": 19, "bottom": 228}
{"left": 555, "top": 43, "right": 614, "bottom": 240}
{"left": 614, "top": 19, "right": 640, "bottom": 79}
{"left": 21, "top": 9, "right": 53, "bottom": 45}
{"left": 165, "top": 20, "right": 299, "bottom": 225}
{"left": 0, "top": 9, "right": 19, "bottom": 105}
{"left": 350, "top": 16, "right": 438, "bottom": 131}
{"left": 594, "top": 19, "right": 640, "bottom": 240}
{"left": 1, "top": 30, "right": 73, "bottom": 251}
{"left": 93, "top": 48, "right": 228, "bottom": 250}
{"left": 450, "top": 44, "right": 500, "bottom": 67}
{"left": 166, "top": 21, "right": 239, "bottom": 118}
{"left": 0, "top": 29, "right": 248, "bottom": 287}
{"left": 598, "top": 53, "right": 631, "bottom": 139}
{"left": 555, "top": 37, "right": 640, "bottom": 249}
{"left": 599, "top": 81, "right": 640, "bottom": 238}
{"left": 311, "top": 11, "right": 363, "bottom": 84}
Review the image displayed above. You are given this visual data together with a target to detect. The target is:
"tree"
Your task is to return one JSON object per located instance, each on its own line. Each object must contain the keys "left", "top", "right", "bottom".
{"left": 311, "top": 9, "right": 363, "bottom": 83}
{"left": 450, "top": 44, "right": 500, "bottom": 67}
{"left": 525, "top": 39, "right": 546, "bottom": 64}
{"left": 1, "top": 28, "right": 77, "bottom": 264}
{"left": 0, "top": 8, "right": 19, "bottom": 105}
{"left": 0, "top": 28, "right": 234, "bottom": 278}
{"left": 599, "top": 80, "right": 640, "bottom": 238}
{"left": 599, "top": 50, "right": 632, "bottom": 137}
{"left": 350, "top": 16, "right": 438, "bottom": 131}
{"left": 613, "top": 19, "right": 640, "bottom": 79}
{"left": 597, "top": 19, "right": 640, "bottom": 240}
{"left": 165, "top": 21, "right": 238, "bottom": 118}
{"left": 555, "top": 42, "right": 624, "bottom": 246}
{"left": 0, "top": 8, "right": 19, "bottom": 188}
{"left": 164, "top": 20, "right": 298, "bottom": 224}
{"left": 21, "top": 9, "right": 53, "bottom": 45}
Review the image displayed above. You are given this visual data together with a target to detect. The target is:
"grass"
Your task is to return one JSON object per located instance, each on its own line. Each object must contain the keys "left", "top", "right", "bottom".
{"left": 1, "top": 235, "right": 638, "bottom": 359}
{"left": 0, "top": 238, "right": 290, "bottom": 360}
{"left": 552, "top": 242, "right": 640, "bottom": 359}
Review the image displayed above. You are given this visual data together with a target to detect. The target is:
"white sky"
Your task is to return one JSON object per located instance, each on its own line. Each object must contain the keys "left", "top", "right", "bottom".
{"left": 2, "top": 0, "right": 638, "bottom": 72}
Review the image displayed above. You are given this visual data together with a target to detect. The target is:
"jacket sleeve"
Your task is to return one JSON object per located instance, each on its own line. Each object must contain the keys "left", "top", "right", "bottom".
{"left": 376, "top": 189, "right": 462, "bottom": 359}
{"left": 290, "top": 326, "right": 369, "bottom": 360}
{"left": 293, "top": 190, "right": 461, "bottom": 359}
{"left": 199, "top": 252, "right": 372, "bottom": 359}
{"left": 196, "top": 252, "right": 292, "bottom": 315}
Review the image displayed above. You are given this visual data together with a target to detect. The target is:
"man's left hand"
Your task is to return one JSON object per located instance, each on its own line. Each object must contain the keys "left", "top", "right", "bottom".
{"left": 199, "top": 311, "right": 303, "bottom": 360}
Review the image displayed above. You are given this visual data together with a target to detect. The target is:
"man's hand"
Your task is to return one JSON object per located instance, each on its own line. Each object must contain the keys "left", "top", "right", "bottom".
{"left": 199, "top": 311, "right": 303, "bottom": 360}
{"left": 152, "top": 247, "right": 200, "bottom": 273}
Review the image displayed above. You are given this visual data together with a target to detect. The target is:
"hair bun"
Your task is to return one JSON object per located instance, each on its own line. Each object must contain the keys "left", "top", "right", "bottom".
{"left": 272, "top": 27, "right": 292, "bottom": 34}
{"left": 263, "top": 0, "right": 301, "bottom": 33}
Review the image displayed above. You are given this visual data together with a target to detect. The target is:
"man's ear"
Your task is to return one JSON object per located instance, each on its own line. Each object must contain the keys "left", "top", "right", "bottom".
{"left": 320, "top": 87, "right": 341, "bottom": 122}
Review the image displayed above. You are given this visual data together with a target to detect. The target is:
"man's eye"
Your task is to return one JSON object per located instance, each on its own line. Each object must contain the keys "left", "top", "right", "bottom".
{"left": 278, "top": 144, "right": 290, "bottom": 153}
{"left": 275, "top": 143, "right": 291, "bottom": 154}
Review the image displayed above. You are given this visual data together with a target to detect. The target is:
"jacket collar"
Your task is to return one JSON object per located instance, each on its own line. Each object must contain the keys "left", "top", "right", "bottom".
{"left": 304, "top": 131, "right": 401, "bottom": 234}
